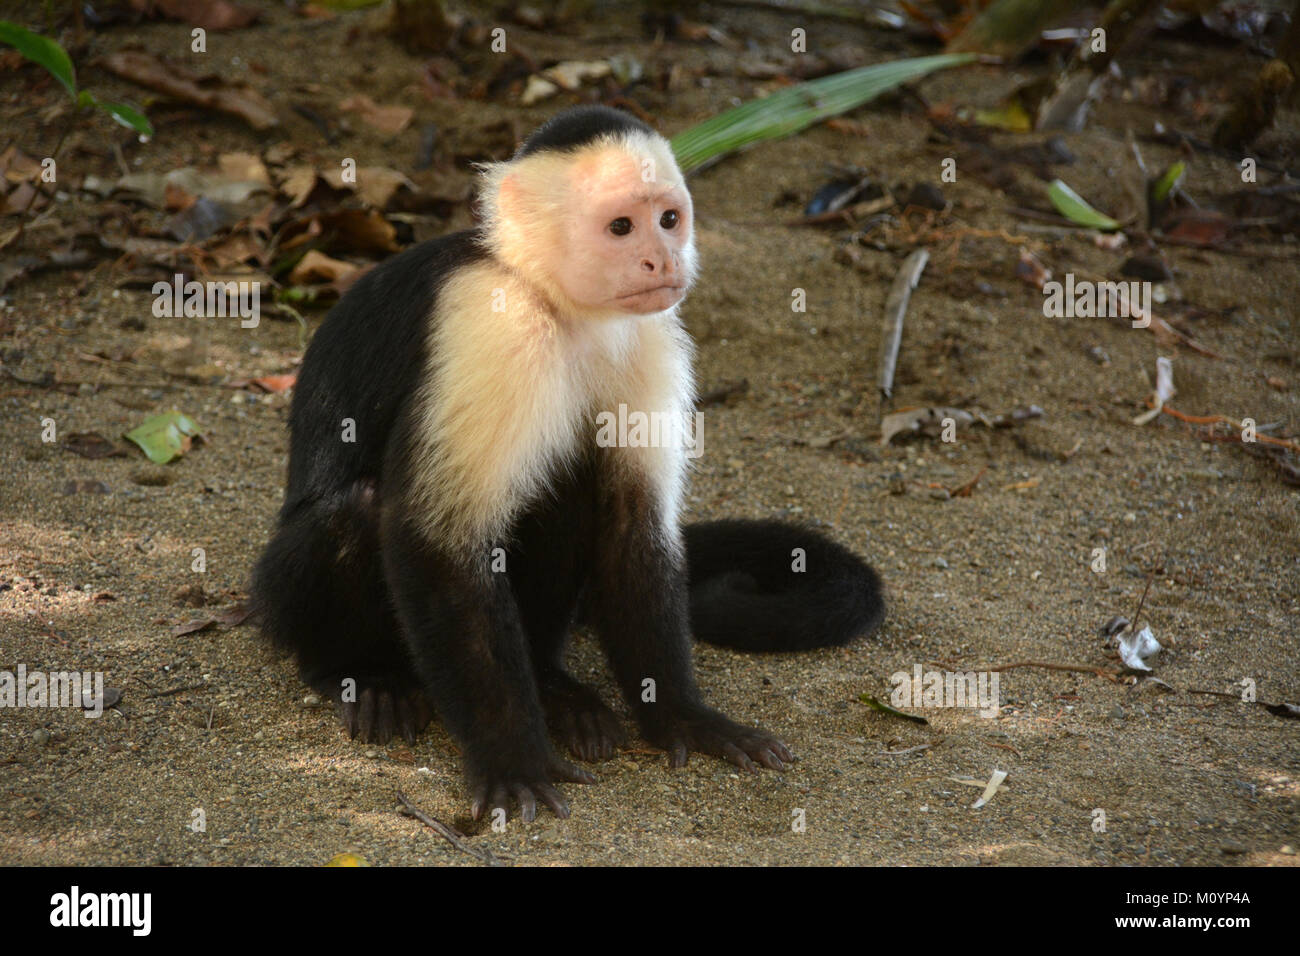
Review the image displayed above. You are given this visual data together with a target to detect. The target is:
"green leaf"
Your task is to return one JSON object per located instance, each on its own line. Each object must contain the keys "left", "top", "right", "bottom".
{"left": 0, "top": 21, "right": 76, "bottom": 98}
{"left": 124, "top": 411, "right": 202, "bottom": 464}
{"left": 96, "top": 100, "right": 154, "bottom": 137}
{"left": 669, "top": 53, "right": 977, "bottom": 173}
{"left": 77, "top": 90, "right": 154, "bottom": 138}
{"left": 1047, "top": 179, "right": 1121, "bottom": 231}
{"left": 859, "top": 693, "right": 929, "bottom": 725}
{"left": 1150, "top": 161, "right": 1186, "bottom": 205}
{"left": 973, "top": 99, "right": 1033, "bottom": 132}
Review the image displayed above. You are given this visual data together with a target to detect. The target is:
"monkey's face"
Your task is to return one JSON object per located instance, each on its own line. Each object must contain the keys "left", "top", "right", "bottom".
{"left": 560, "top": 150, "right": 695, "bottom": 316}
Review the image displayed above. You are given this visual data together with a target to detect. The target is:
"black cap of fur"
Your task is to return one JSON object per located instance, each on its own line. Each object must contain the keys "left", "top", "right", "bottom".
{"left": 515, "top": 105, "right": 654, "bottom": 159}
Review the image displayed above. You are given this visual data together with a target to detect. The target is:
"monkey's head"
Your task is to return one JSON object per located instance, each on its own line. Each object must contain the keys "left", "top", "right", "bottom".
{"left": 479, "top": 107, "right": 698, "bottom": 319}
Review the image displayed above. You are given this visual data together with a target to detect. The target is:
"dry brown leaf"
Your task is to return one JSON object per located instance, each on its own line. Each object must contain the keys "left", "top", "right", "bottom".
{"left": 129, "top": 0, "right": 259, "bottom": 30}
{"left": 1015, "top": 249, "right": 1051, "bottom": 290}
{"left": 322, "top": 165, "right": 414, "bottom": 209}
{"left": 101, "top": 51, "right": 279, "bottom": 130}
{"left": 1002, "top": 477, "right": 1041, "bottom": 491}
{"left": 338, "top": 94, "right": 414, "bottom": 135}
{"left": 279, "top": 165, "right": 321, "bottom": 208}
{"left": 218, "top": 152, "right": 271, "bottom": 186}
{"left": 204, "top": 232, "right": 262, "bottom": 268}
{"left": 289, "top": 250, "right": 358, "bottom": 285}
{"left": 541, "top": 60, "right": 611, "bottom": 91}
{"left": 315, "top": 208, "right": 400, "bottom": 254}
{"left": 249, "top": 374, "right": 297, "bottom": 393}
{"left": 0, "top": 145, "right": 43, "bottom": 183}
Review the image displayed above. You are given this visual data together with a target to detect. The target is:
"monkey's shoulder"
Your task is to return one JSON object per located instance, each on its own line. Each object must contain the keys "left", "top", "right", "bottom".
{"left": 284, "top": 231, "right": 488, "bottom": 494}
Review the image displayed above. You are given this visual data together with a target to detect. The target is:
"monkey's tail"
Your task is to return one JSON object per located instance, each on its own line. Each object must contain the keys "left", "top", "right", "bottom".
{"left": 683, "top": 519, "right": 884, "bottom": 652}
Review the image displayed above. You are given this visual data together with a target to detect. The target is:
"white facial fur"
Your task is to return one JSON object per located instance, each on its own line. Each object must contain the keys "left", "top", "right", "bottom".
{"left": 479, "top": 130, "right": 699, "bottom": 320}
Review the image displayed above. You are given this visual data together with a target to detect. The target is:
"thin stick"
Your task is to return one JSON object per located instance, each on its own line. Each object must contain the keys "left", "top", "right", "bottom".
{"left": 983, "top": 660, "right": 1121, "bottom": 681}
{"left": 877, "top": 248, "right": 928, "bottom": 414}
{"left": 144, "top": 682, "right": 208, "bottom": 699}
{"left": 396, "top": 791, "right": 504, "bottom": 867}
{"left": 1129, "top": 568, "right": 1156, "bottom": 634}
{"left": 880, "top": 743, "right": 932, "bottom": 756}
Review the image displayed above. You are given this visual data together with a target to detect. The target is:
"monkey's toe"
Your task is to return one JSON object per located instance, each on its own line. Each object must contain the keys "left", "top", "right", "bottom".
{"left": 470, "top": 756, "right": 595, "bottom": 823}
{"left": 540, "top": 674, "right": 627, "bottom": 762}
{"left": 338, "top": 685, "right": 435, "bottom": 745}
{"left": 647, "top": 705, "right": 794, "bottom": 773}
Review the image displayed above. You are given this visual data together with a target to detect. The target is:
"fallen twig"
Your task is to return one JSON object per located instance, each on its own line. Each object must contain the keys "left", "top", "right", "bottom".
{"left": 396, "top": 791, "right": 504, "bottom": 867}
{"left": 986, "top": 660, "right": 1121, "bottom": 682}
{"left": 144, "top": 682, "right": 208, "bottom": 699}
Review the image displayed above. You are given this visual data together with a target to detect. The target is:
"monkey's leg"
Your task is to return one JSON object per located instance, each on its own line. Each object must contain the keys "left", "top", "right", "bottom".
{"left": 588, "top": 460, "right": 794, "bottom": 773}
{"left": 381, "top": 513, "right": 595, "bottom": 821}
{"left": 509, "top": 472, "right": 626, "bottom": 763}
{"left": 251, "top": 482, "right": 433, "bottom": 744}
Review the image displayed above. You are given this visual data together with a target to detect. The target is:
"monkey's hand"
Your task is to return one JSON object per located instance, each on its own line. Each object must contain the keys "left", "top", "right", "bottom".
{"left": 642, "top": 705, "right": 793, "bottom": 773}
{"left": 468, "top": 753, "right": 597, "bottom": 823}
{"left": 539, "top": 671, "right": 628, "bottom": 763}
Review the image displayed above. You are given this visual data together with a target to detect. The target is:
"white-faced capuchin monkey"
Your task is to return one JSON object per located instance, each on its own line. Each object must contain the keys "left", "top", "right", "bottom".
{"left": 252, "top": 106, "right": 884, "bottom": 822}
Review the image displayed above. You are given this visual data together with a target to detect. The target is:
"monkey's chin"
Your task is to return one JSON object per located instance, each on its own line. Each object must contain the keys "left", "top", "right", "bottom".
{"left": 614, "top": 286, "right": 686, "bottom": 314}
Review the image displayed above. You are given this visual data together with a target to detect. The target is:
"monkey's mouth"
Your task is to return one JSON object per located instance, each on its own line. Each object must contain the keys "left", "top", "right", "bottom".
{"left": 617, "top": 284, "right": 685, "bottom": 301}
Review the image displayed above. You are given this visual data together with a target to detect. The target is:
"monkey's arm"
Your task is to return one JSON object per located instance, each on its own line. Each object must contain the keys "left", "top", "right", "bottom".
{"left": 587, "top": 455, "right": 793, "bottom": 772}
{"left": 379, "top": 508, "right": 593, "bottom": 821}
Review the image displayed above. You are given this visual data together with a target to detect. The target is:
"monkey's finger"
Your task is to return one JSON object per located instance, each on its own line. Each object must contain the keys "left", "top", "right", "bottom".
{"left": 770, "top": 739, "right": 795, "bottom": 764}
{"left": 510, "top": 784, "right": 538, "bottom": 823}
{"left": 668, "top": 741, "right": 689, "bottom": 769}
{"left": 556, "top": 711, "right": 581, "bottom": 759}
{"left": 549, "top": 757, "right": 596, "bottom": 785}
{"left": 395, "top": 696, "right": 418, "bottom": 745}
{"left": 376, "top": 692, "right": 397, "bottom": 743}
{"left": 533, "top": 783, "right": 570, "bottom": 819}
{"left": 751, "top": 746, "right": 785, "bottom": 772}
{"left": 340, "top": 700, "right": 359, "bottom": 739}
{"left": 412, "top": 694, "right": 436, "bottom": 730}
{"left": 357, "top": 689, "right": 378, "bottom": 742}
{"left": 470, "top": 785, "right": 489, "bottom": 820}
{"left": 488, "top": 784, "right": 511, "bottom": 820}
{"left": 722, "top": 741, "right": 758, "bottom": 774}
{"left": 577, "top": 712, "right": 602, "bottom": 760}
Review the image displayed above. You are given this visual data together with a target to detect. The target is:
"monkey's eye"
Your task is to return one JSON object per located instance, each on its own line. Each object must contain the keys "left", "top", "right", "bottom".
{"left": 660, "top": 209, "right": 679, "bottom": 230}
{"left": 608, "top": 217, "right": 632, "bottom": 236}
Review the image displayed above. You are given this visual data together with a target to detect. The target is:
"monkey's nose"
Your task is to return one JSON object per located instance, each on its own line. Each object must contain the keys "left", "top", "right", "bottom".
{"left": 640, "top": 258, "right": 657, "bottom": 273}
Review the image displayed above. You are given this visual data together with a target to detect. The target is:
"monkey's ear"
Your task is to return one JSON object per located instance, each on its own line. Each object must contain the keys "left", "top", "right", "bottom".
{"left": 495, "top": 173, "right": 526, "bottom": 225}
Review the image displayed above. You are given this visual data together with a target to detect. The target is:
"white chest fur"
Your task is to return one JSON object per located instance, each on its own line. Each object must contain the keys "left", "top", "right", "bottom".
{"left": 408, "top": 261, "right": 695, "bottom": 548}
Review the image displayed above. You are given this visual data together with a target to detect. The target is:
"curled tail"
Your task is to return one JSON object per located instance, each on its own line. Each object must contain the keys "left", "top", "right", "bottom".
{"left": 684, "top": 519, "right": 885, "bottom": 652}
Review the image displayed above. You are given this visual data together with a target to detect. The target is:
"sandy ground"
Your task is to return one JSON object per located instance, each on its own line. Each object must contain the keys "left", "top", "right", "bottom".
{"left": 1, "top": 1, "right": 1297, "bottom": 866}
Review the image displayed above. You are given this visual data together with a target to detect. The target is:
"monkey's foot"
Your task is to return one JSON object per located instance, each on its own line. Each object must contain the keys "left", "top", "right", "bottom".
{"left": 332, "top": 682, "right": 435, "bottom": 745}
{"left": 539, "top": 672, "right": 626, "bottom": 762}
{"left": 469, "top": 755, "right": 597, "bottom": 823}
{"left": 644, "top": 705, "right": 793, "bottom": 773}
